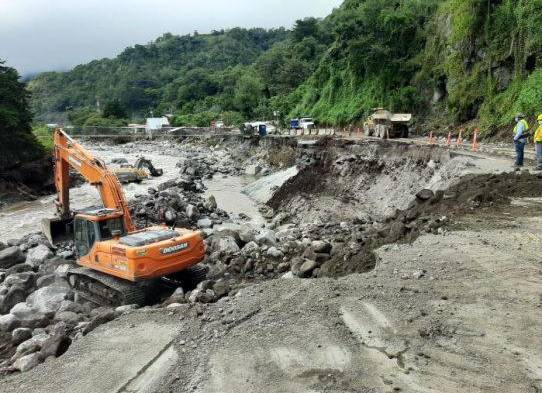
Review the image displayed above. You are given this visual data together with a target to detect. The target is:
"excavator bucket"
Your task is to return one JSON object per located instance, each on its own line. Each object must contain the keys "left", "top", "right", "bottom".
{"left": 41, "top": 217, "right": 73, "bottom": 246}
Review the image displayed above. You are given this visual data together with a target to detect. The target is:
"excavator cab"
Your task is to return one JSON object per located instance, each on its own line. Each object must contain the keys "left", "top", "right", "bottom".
{"left": 42, "top": 207, "right": 125, "bottom": 249}
{"left": 73, "top": 208, "right": 125, "bottom": 257}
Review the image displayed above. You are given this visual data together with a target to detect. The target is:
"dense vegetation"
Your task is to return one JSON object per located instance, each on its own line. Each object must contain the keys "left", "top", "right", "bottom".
{"left": 0, "top": 62, "right": 44, "bottom": 170}
{"left": 28, "top": 0, "right": 542, "bottom": 136}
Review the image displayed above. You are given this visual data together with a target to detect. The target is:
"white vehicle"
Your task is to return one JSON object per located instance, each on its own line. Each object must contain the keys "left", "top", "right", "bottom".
{"left": 299, "top": 117, "right": 315, "bottom": 130}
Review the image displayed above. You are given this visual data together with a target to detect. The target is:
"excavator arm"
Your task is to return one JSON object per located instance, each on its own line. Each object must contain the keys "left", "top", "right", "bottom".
{"left": 51, "top": 128, "right": 134, "bottom": 232}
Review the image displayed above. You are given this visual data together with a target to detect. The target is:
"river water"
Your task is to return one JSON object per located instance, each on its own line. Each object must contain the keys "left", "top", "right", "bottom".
{"left": 0, "top": 141, "right": 263, "bottom": 243}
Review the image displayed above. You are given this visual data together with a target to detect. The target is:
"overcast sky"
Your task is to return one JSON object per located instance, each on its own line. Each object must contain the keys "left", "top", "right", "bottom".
{"left": 0, "top": 0, "right": 342, "bottom": 76}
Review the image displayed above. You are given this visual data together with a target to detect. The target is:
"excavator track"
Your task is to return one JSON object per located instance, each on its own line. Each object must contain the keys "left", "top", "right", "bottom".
{"left": 67, "top": 268, "right": 147, "bottom": 307}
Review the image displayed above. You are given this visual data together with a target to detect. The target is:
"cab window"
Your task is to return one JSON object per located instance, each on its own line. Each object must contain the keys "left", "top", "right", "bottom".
{"left": 74, "top": 218, "right": 97, "bottom": 256}
{"left": 98, "top": 218, "right": 125, "bottom": 240}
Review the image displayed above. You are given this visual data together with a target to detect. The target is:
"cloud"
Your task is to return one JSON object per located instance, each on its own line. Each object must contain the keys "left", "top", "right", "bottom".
{"left": 0, "top": 0, "right": 342, "bottom": 75}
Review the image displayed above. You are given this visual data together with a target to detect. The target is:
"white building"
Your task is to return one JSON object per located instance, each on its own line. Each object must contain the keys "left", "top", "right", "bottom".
{"left": 145, "top": 117, "right": 170, "bottom": 131}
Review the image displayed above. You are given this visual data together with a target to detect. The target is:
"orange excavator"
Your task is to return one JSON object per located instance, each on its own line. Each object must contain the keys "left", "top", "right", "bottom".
{"left": 42, "top": 129, "right": 206, "bottom": 306}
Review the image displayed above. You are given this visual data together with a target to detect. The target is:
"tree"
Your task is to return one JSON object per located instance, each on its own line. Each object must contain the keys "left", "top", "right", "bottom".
{"left": 0, "top": 61, "right": 43, "bottom": 169}
{"left": 233, "top": 74, "right": 264, "bottom": 117}
{"left": 102, "top": 99, "right": 128, "bottom": 119}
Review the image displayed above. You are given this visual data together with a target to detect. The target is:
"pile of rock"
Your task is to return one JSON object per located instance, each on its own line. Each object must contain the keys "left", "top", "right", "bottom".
{"left": 130, "top": 176, "right": 229, "bottom": 229}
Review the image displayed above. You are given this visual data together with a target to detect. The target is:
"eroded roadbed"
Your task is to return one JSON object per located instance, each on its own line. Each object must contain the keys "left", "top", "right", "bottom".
{"left": 1, "top": 314, "right": 178, "bottom": 393}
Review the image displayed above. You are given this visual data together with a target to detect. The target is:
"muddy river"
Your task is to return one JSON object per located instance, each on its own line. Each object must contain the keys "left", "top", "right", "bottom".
{"left": 0, "top": 142, "right": 262, "bottom": 243}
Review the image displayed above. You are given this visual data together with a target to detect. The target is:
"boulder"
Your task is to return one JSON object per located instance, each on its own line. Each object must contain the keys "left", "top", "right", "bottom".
{"left": 266, "top": 247, "right": 284, "bottom": 259}
{"left": 416, "top": 189, "right": 434, "bottom": 201}
{"left": 54, "top": 264, "right": 71, "bottom": 279}
{"left": 13, "top": 352, "right": 41, "bottom": 372}
{"left": 26, "top": 286, "right": 70, "bottom": 315}
{"left": 255, "top": 229, "right": 277, "bottom": 246}
{"left": 36, "top": 274, "right": 56, "bottom": 288}
{"left": 205, "top": 195, "right": 217, "bottom": 211}
{"left": 0, "top": 286, "right": 27, "bottom": 314}
{"left": 10, "top": 303, "right": 48, "bottom": 329}
{"left": 165, "top": 288, "right": 185, "bottom": 305}
{"left": 212, "top": 279, "right": 230, "bottom": 298}
{"left": 54, "top": 311, "right": 81, "bottom": 324}
{"left": 0, "top": 314, "right": 18, "bottom": 332}
{"left": 186, "top": 204, "right": 199, "bottom": 219}
{"left": 25, "top": 244, "right": 53, "bottom": 268}
{"left": 11, "top": 327, "right": 32, "bottom": 345}
{"left": 0, "top": 246, "right": 25, "bottom": 268}
{"left": 197, "top": 218, "right": 213, "bottom": 229}
{"left": 4, "top": 272, "right": 36, "bottom": 290}
{"left": 39, "top": 334, "right": 72, "bottom": 359}
{"left": 5, "top": 263, "right": 33, "bottom": 276}
{"left": 311, "top": 240, "right": 332, "bottom": 254}
{"left": 15, "top": 333, "right": 49, "bottom": 357}
{"left": 241, "top": 241, "right": 260, "bottom": 256}
{"left": 295, "top": 259, "right": 318, "bottom": 278}
{"left": 214, "top": 236, "right": 240, "bottom": 254}
{"left": 238, "top": 225, "right": 258, "bottom": 243}
{"left": 57, "top": 300, "right": 87, "bottom": 314}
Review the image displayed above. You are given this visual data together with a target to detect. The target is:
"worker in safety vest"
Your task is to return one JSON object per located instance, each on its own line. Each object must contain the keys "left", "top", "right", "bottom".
{"left": 534, "top": 114, "right": 542, "bottom": 170}
{"left": 513, "top": 113, "right": 529, "bottom": 169}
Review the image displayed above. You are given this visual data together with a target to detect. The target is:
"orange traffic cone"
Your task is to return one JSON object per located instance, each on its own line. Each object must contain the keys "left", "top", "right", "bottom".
{"left": 446, "top": 131, "right": 452, "bottom": 147}
{"left": 472, "top": 128, "right": 479, "bottom": 152}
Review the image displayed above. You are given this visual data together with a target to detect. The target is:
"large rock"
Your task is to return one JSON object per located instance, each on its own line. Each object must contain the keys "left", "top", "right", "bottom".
{"left": 238, "top": 225, "right": 258, "bottom": 243}
{"left": 39, "top": 334, "right": 72, "bottom": 359}
{"left": 214, "top": 236, "right": 240, "bottom": 254}
{"left": 186, "top": 204, "right": 199, "bottom": 219}
{"left": 0, "top": 286, "right": 27, "bottom": 314}
{"left": 3, "top": 272, "right": 36, "bottom": 290}
{"left": 294, "top": 259, "right": 318, "bottom": 278}
{"left": 13, "top": 352, "right": 41, "bottom": 372}
{"left": 25, "top": 244, "right": 53, "bottom": 268}
{"left": 212, "top": 279, "right": 230, "bottom": 298}
{"left": 15, "top": 333, "right": 50, "bottom": 357}
{"left": 311, "top": 240, "right": 332, "bottom": 254}
{"left": 241, "top": 241, "right": 260, "bottom": 256}
{"left": 11, "top": 327, "right": 32, "bottom": 345}
{"left": 266, "top": 247, "right": 284, "bottom": 259}
{"left": 0, "top": 313, "right": 18, "bottom": 332}
{"left": 255, "top": 229, "right": 277, "bottom": 246}
{"left": 9, "top": 303, "right": 48, "bottom": 329}
{"left": 0, "top": 246, "right": 25, "bottom": 268}
{"left": 26, "top": 286, "right": 70, "bottom": 315}
{"left": 416, "top": 189, "right": 434, "bottom": 201}
{"left": 197, "top": 217, "right": 213, "bottom": 229}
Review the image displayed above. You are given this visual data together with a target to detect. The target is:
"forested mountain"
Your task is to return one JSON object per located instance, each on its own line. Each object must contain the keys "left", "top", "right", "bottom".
{"left": 0, "top": 62, "right": 44, "bottom": 170}
{"left": 28, "top": 0, "right": 542, "bottom": 135}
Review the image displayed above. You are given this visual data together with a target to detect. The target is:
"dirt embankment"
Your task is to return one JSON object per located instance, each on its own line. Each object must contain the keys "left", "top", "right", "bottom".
{"left": 268, "top": 139, "right": 542, "bottom": 276}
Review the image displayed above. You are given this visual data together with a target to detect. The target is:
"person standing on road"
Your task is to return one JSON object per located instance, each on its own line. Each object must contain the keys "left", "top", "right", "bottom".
{"left": 534, "top": 114, "right": 542, "bottom": 170}
{"left": 513, "top": 113, "right": 530, "bottom": 170}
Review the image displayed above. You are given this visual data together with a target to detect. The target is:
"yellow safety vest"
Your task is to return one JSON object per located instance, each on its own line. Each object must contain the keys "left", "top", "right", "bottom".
{"left": 513, "top": 119, "right": 530, "bottom": 134}
{"left": 534, "top": 126, "right": 542, "bottom": 143}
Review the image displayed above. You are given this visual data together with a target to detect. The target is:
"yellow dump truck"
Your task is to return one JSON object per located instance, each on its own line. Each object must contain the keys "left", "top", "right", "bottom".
{"left": 363, "top": 109, "right": 412, "bottom": 139}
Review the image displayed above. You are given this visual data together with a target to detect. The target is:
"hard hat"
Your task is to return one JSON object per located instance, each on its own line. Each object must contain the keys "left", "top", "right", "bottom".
{"left": 538, "top": 114, "right": 542, "bottom": 121}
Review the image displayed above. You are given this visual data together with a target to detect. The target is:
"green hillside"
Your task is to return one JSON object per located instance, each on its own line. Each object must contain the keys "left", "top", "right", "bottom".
{"left": 28, "top": 0, "right": 542, "bottom": 136}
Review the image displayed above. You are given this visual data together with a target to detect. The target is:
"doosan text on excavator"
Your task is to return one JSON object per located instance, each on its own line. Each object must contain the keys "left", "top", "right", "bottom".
{"left": 42, "top": 129, "right": 206, "bottom": 306}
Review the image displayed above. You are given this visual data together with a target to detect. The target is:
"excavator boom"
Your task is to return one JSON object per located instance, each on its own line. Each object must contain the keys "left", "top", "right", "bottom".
{"left": 43, "top": 129, "right": 134, "bottom": 244}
